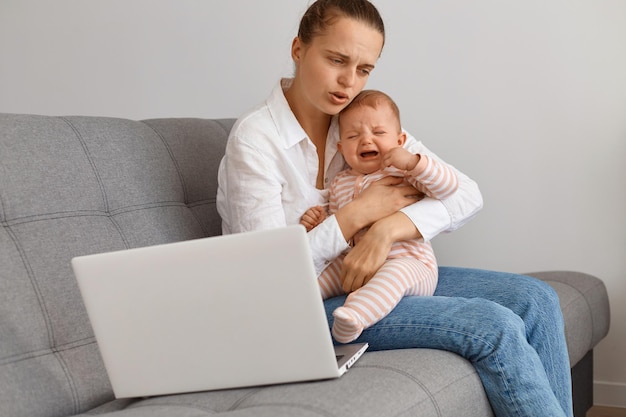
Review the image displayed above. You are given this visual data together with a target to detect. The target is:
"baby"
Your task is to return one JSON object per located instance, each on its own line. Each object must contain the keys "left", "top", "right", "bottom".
{"left": 301, "top": 90, "right": 459, "bottom": 343}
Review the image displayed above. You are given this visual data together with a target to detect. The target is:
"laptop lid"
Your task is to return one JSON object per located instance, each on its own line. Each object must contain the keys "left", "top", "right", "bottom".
{"left": 72, "top": 225, "right": 365, "bottom": 398}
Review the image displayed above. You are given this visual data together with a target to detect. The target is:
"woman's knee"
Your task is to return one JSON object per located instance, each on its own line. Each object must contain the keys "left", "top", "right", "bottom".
{"left": 437, "top": 267, "right": 562, "bottom": 320}
{"left": 513, "top": 274, "right": 561, "bottom": 318}
{"left": 450, "top": 298, "right": 528, "bottom": 362}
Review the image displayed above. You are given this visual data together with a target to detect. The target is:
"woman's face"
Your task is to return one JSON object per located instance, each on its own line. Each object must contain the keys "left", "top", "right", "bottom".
{"left": 291, "top": 17, "right": 384, "bottom": 116}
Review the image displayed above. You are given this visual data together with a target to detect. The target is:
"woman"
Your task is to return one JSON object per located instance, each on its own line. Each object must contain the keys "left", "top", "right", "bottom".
{"left": 217, "top": 1, "right": 572, "bottom": 416}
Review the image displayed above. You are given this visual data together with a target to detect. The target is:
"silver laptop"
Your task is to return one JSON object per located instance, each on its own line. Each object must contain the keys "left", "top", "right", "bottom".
{"left": 72, "top": 225, "right": 367, "bottom": 398}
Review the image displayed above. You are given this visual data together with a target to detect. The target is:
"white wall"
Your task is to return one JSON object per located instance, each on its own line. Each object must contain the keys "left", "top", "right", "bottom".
{"left": 2, "top": 0, "right": 625, "bottom": 407}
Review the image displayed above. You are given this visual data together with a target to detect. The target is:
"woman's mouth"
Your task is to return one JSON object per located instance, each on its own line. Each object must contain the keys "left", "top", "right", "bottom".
{"left": 330, "top": 92, "right": 349, "bottom": 105}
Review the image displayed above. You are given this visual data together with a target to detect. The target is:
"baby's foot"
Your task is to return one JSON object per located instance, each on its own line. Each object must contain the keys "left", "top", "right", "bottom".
{"left": 332, "top": 306, "right": 364, "bottom": 343}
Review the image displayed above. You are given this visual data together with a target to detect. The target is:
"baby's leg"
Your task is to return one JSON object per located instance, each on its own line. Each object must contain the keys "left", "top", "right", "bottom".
{"left": 332, "top": 258, "right": 437, "bottom": 343}
{"left": 317, "top": 254, "right": 346, "bottom": 300}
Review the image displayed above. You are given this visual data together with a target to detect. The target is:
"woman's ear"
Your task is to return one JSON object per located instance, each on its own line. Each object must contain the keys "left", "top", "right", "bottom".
{"left": 291, "top": 37, "right": 302, "bottom": 63}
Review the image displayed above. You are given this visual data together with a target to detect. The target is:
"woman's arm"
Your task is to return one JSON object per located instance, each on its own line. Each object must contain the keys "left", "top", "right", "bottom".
{"left": 217, "top": 137, "right": 287, "bottom": 234}
{"left": 299, "top": 172, "right": 421, "bottom": 275}
{"left": 400, "top": 131, "right": 483, "bottom": 241}
{"left": 339, "top": 131, "right": 483, "bottom": 292}
{"left": 218, "top": 129, "right": 356, "bottom": 276}
{"left": 334, "top": 175, "right": 420, "bottom": 240}
{"left": 340, "top": 211, "right": 419, "bottom": 292}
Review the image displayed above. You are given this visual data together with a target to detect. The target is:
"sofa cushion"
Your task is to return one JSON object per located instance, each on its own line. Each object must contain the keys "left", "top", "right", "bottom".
{"left": 75, "top": 349, "right": 493, "bottom": 417}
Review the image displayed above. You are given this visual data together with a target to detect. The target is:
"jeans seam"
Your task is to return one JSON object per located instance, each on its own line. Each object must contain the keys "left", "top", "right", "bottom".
{"left": 489, "top": 351, "right": 523, "bottom": 417}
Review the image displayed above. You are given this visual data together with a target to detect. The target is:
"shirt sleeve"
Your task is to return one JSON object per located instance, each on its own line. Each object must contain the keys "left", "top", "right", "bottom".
{"left": 400, "top": 131, "right": 483, "bottom": 242}
{"left": 308, "top": 214, "right": 350, "bottom": 276}
{"left": 218, "top": 135, "right": 288, "bottom": 233}
{"left": 218, "top": 132, "right": 349, "bottom": 276}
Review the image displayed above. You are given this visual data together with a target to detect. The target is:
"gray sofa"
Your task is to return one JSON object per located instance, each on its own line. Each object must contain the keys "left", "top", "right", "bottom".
{"left": 0, "top": 113, "right": 610, "bottom": 417}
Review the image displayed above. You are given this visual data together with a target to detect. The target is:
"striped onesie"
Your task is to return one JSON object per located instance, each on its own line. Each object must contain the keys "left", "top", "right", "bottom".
{"left": 320, "top": 154, "right": 459, "bottom": 343}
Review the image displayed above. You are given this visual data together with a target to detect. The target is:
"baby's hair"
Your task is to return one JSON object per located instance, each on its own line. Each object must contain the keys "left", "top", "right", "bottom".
{"left": 298, "top": 0, "right": 385, "bottom": 47}
{"left": 340, "top": 90, "right": 402, "bottom": 131}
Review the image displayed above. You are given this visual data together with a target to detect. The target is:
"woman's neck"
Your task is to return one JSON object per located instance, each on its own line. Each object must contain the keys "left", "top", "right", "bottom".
{"left": 285, "top": 85, "right": 331, "bottom": 142}
{"left": 284, "top": 83, "right": 332, "bottom": 189}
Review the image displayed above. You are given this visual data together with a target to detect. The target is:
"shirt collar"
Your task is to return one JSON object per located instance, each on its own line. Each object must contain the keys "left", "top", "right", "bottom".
{"left": 267, "top": 78, "right": 308, "bottom": 149}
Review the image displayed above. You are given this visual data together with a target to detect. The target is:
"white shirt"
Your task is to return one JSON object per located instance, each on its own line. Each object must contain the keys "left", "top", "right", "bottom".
{"left": 217, "top": 79, "right": 483, "bottom": 275}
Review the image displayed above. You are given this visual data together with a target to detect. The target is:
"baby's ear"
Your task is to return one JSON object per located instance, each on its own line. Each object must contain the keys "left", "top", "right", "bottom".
{"left": 398, "top": 132, "right": 407, "bottom": 146}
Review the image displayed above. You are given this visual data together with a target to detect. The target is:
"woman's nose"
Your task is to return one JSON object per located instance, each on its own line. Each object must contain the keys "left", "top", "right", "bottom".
{"left": 338, "top": 68, "right": 356, "bottom": 87}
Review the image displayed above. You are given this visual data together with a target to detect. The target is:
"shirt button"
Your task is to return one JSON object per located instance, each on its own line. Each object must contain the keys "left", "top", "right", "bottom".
{"left": 324, "top": 178, "right": 329, "bottom": 183}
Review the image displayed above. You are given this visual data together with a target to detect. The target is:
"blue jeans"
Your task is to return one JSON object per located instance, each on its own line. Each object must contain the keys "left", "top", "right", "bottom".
{"left": 323, "top": 267, "right": 573, "bottom": 417}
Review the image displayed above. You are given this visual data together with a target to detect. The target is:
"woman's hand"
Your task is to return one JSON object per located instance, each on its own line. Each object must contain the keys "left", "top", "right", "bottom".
{"left": 335, "top": 176, "right": 421, "bottom": 241}
{"left": 340, "top": 211, "right": 422, "bottom": 293}
{"left": 340, "top": 225, "right": 393, "bottom": 293}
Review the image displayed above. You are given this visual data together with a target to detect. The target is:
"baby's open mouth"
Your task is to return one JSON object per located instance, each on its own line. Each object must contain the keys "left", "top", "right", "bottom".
{"left": 360, "top": 151, "right": 379, "bottom": 158}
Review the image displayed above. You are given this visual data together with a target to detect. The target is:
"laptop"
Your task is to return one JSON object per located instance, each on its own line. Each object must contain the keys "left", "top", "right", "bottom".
{"left": 71, "top": 225, "right": 368, "bottom": 398}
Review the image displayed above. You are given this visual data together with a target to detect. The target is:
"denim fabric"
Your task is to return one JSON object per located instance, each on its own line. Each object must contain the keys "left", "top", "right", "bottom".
{"left": 324, "top": 267, "right": 573, "bottom": 417}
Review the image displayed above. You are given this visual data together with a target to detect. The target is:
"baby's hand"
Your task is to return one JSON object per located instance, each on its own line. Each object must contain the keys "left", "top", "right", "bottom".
{"left": 300, "top": 205, "right": 328, "bottom": 232}
{"left": 382, "top": 147, "right": 420, "bottom": 171}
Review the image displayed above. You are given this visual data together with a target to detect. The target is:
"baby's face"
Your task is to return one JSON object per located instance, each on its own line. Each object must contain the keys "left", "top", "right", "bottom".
{"left": 338, "top": 104, "right": 404, "bottom": 175}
